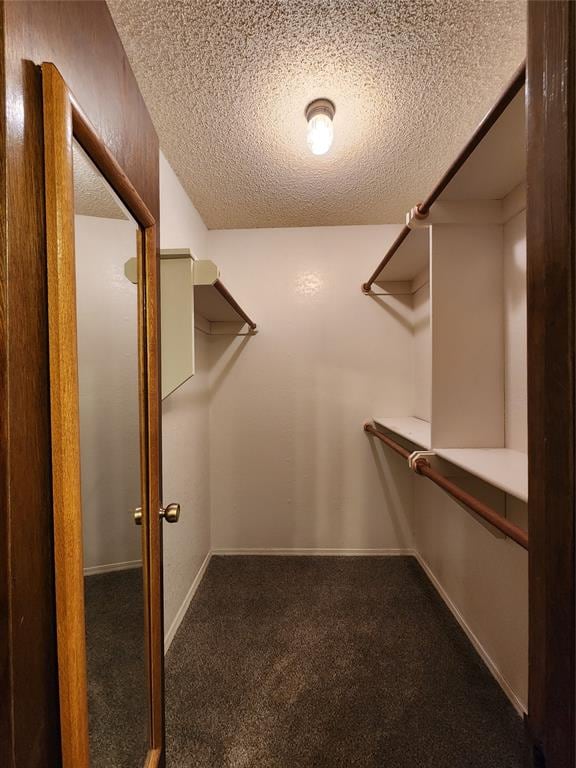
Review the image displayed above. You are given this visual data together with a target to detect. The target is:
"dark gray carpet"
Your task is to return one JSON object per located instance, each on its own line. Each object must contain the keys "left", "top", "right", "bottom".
{"left": 166, "top": 556, "right": 526, "bottom": 768}
{"left": 84, "top": 568, "right": 148, "bottom": 767}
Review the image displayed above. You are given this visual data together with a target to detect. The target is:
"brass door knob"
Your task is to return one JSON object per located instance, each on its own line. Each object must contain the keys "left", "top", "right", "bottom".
{"left": 133, "top": 504, "right": 181, "bottom": 525}
{"left": 161, "top": 503, "right": 180, "bottom": 523}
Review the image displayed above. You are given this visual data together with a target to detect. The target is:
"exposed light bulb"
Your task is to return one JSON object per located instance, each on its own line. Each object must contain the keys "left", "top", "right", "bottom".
{"left": 305, "top": 99, "right": 335, "bottom": 156}
{"left": 307, "top": 114, "right": 333, "bottom": 155}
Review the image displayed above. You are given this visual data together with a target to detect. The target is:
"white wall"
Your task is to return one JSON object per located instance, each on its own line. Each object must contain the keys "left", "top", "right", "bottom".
{"left": 504, "top": 210, "right": 527, "bottom": 453}
{"left": 207, "top": 226, "right": 414, "bottom": 552}
{"left": 159, "top": 152, "right": 212, "bottom": 639}
{"left": 412, "top": 279, "right": 431, "bottom": 422}
{"left": 75, "top": 214, "right": 142, "bottom": 572}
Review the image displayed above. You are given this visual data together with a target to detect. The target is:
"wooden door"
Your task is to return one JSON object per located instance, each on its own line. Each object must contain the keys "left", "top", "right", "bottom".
{"left": 527, "top": 2, "right": 576, "bottom": 766}
{"left": 42, "top": 62, "right": 166, "bottom": 768}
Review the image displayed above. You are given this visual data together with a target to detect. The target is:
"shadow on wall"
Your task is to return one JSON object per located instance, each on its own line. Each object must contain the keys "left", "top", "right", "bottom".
{"left": 367, "top": 436, "right": 414, "bottom": 546}
{"left": 367, "top": 292, "right": 415, "bottom": 333}
{"left": 209, "top": 333, "right": 254, "bottom": 397}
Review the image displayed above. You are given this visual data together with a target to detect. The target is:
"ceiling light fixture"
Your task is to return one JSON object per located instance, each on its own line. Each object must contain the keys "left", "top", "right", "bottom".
{"left": 305, "top": 98, "right": 336, "bottom": 156}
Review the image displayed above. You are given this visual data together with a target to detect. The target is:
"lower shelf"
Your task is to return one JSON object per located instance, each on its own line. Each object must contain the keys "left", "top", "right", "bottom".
{"left": 371, "top": 417, "right": 528, "bottom": 502}
{"left": 435, "top": 448, "right": 528, "bottom": 503}
{"left": 373, "top": 416, "right": 431, "bottom": 449}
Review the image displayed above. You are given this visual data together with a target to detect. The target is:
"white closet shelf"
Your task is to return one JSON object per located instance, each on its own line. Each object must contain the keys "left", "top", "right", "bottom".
{"left": 362, "top": 63, "right": 525, "bottom": 293}
{"left": 371, "top": 417, "right": 528, "bottom": 501}
{"left": 193, "top": 282, "right": 254, "bottom": 327}
{"left": 160, "top": 251, "right": 257, "bottom": 334}
{"left": 373, "top": 416, "right": 431, "bottom": 449}
{"left": 371, "top": 227, "right": 429, "bottom": 285}
{"left": 434, "top": 447, "right": 528, "bottom": 502}
{"left": 438, "top": 89, "right": 525, "bottom": 203}
{"left": 193, "top": 259, "right": 257, "bottom": 332}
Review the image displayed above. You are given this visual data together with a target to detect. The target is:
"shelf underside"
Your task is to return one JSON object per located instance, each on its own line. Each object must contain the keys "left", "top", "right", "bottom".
{"left": 370, "top": 87, "right": 525, "bottom": 289}
{"left": 373, "top": 228, "right": 429, "bottom": 284}
{"left": 371, "top": 417, "right": 527, "bottom": 502}
{"left": 440, "top": 89, "right": 525, "bottom": 202}
{"left": 194, "top": 283, "right": 247, "bottom": 324}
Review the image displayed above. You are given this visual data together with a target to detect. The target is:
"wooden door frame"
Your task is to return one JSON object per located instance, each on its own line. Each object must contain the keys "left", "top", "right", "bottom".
{"left": 527, "top": 2, "right": 576, "bottom": 766}
{"left": 42, "top": 62, "right": 164, "bottom": 768}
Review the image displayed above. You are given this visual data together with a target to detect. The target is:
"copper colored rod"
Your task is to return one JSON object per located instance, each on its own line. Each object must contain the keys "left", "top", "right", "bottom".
{"left": 361, "top": 225, "right": 411, "bottom": 293}
{"left": 364, "top": 424, "right": 529, "bottom": 551}
{"left": 417, "top": 60, "right": 526, "bottom": 216}
{"left": 213, "top": 279, "right": 257, "bottom": 330}
{"left": 415, "top": 460, "right": 529, "bottom": 550}
{"left": 361, "top": 60, "right": 526, "bottom": 292}
{"left": 364, "top": 423, "right": 412, "bottom": 459}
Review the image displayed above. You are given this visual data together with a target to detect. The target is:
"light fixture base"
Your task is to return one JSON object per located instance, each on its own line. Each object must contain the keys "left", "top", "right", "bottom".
{"left": 305, "top": 98, "right": 336, "bottom": 122}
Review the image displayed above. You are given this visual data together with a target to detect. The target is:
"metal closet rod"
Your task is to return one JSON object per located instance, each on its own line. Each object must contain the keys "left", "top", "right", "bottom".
{"left": 362, "top": 60, "right": 527, "bottom": 293}
{"left": 213, "top": 279, "right": 257, "bottom": 330}
{"left": 364, "top": 423, "right": 529, "bottom": 551}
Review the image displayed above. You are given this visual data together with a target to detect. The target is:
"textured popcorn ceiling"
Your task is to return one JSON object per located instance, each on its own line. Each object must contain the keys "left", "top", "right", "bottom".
{"left": 107, "top": 0, "right": 526, "bottom": 229}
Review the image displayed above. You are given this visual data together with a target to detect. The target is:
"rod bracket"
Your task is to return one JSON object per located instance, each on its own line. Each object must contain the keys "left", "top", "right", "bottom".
{"left": 406, "top": 203, "right": 430, "bottom": 229}
{"left": 408, "top": 450, "right": 436, "bottom": 472}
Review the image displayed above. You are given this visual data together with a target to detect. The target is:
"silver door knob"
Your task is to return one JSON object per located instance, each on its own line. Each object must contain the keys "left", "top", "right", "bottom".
{"left": 161, "top": 503, "right": 180, "bottom": 523}
{"left": 133, "top": 504, "right": 181, "bottom": 525}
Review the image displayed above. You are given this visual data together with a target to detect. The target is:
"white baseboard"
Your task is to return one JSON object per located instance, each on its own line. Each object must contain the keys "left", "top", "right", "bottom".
{"left": 413, "top": 551, "right": 527, "bottom": 715}
{"left": 211, "top": 547, "right": 413, "bottom": 556}
{"left": 164, "top": 551, "right": 212, "bottom": 653}
{"left": 84, "top": 559, "right": 142, "bottom": 576}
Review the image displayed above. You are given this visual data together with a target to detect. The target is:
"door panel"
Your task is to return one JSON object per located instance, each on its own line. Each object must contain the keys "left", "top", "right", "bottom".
{"left": 42, "top": 62, "right": 165, "bottom": 768}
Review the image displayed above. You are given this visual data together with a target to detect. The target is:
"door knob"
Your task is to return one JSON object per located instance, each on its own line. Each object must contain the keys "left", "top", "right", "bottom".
{"left": 160, "top": 503, "right": 180, "bottom": 523}
{"left": 132, "top": 504, "right": 181, "bottom": 525}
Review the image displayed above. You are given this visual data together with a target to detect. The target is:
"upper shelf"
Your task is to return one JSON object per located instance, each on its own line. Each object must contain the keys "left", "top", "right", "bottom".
{"left": 363, "top": 61, "right": 526, "bottom": 292}
{"left": 194, "top": 282, "right": 248, "bottom": 323}
{"left": 161, "top": 250, "right": 257, "bottom": 334}
{"left": 371, "top": 228, "right": 429, "bottom": 285}
{"left": 439, "top": 89, "right": 525, "bottom": 203}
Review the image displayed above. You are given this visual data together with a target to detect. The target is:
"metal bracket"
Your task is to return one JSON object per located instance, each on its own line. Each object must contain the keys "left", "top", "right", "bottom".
{"left": 408, "top": 450, "right": 436, "bottom": 471}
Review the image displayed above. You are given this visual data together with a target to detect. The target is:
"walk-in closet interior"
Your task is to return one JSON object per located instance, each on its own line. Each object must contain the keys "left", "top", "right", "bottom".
{"left": 2, "top": 2, "right": 575, "bottom": 768}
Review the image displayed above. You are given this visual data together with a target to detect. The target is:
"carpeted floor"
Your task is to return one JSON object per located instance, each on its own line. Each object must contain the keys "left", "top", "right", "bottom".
{"left": 85, "top": 568, "right": 148, "bottom": 768}
{"left": 165, "top": 556, "right": 526, "bottom": 768}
